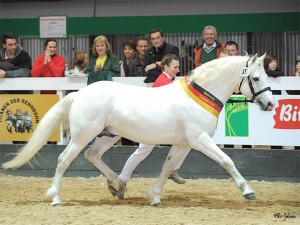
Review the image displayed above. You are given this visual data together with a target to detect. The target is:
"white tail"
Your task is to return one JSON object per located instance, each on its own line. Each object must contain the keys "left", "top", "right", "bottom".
{"left": 2, "top": 92, "right": 76, "bottom": 169}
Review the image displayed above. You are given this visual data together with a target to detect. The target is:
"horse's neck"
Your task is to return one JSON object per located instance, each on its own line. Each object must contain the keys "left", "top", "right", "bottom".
{"left": 194, "top": 57, "right": 247, "bottom": 104}
{"left": 198, "top": 72, "right": 240, "bottom": 105}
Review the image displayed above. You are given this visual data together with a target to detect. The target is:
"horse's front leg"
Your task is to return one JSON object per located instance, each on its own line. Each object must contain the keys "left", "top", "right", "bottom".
{"left": 191, "top": 133, "right": 255, "bottom": 200}
{"left": 148, "top": 145, "right": 190, "bottom": 206}
{"left": 46, "top": 141, "right": 86, "bottom": 206}
{"left": 84, "top": 136, "right": 121, "bottom": 195}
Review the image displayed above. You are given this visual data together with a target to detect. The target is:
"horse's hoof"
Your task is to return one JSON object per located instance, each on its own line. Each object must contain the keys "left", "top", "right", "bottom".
{"left": 244, "top": 193, "right": 256, "bottom": 200}
{"left": 51, "top": 202, "right": 62, "bottom": 207}
{"left": 152, "top": 202, "right": 161, "bottom": 207}
{"left": 108, "top": 185, "right": 117, "bottom": 197}
{"left": 115, "top": 180, "right": 127, "bottom": 199}
{"left": 108, "top": 179, "right": 127, "bottom": 199}
{"left": 148, "top": 187, "right": 161, "bottom": 206}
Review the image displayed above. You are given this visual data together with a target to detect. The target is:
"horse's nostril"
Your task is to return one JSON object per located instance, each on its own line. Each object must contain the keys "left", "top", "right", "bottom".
{"left": 268, "top": 102, "right": 274, "bottom": 110}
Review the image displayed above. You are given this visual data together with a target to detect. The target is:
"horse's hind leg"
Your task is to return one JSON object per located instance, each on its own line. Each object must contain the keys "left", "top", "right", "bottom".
{"left": 84, "top": 136, "right": 121, "bottom": 195}
{"left": 148, "top": 145, "right": 190, "bottom": 206}
{"left": 191, "top": 133, "right": 255, "bottom": 200}
{"left": 46, "top": 142, "right": 86, "bottom": 206}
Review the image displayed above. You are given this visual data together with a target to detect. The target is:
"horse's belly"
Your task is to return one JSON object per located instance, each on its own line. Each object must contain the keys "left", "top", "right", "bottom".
{"left": 106, "top": 122, "right": 187, "bottom": 145}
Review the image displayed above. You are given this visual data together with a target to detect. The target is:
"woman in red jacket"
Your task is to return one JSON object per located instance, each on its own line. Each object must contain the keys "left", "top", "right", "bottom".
{"left": 31, "top": 38, "right": 66, "bottom": 94}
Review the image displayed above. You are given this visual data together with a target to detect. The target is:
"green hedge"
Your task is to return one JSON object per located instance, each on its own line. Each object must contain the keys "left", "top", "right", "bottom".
{"left": 0, "top": 12, "right": 299, "bottom": 36}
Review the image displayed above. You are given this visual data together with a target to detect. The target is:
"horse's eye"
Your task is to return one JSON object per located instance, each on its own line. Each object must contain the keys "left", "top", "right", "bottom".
{"left": 253, "top": 77, "right": 259, "bottom": 81}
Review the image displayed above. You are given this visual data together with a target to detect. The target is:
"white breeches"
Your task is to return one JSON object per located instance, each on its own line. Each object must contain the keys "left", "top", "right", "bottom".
{"left": 119, "top": 143, "right": 191, "bottom": 183}
{"left": 119, "top": 143, "right": 155, "bottom": 182}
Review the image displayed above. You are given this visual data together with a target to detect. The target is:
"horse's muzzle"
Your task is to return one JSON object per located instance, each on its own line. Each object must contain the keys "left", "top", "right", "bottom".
{"left": 258, "top": 100, "right": 275, "bottom": 111}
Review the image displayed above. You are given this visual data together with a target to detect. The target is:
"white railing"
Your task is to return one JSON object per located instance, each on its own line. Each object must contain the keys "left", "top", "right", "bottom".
{"left": 1, "top": 76, "right": 300, "bottom": 91}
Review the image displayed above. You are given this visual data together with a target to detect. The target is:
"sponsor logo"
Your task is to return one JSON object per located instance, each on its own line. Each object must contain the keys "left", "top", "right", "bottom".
{"left": 273, "top": 99, "right": 300, "bottom": 129}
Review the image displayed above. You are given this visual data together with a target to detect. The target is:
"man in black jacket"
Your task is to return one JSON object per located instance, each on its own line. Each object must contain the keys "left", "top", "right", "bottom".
{"left": 144, "top": 28, "right": 179, "bottom": 83}
{"left": 0, "top": 33, "right": 32, "bottom": 94}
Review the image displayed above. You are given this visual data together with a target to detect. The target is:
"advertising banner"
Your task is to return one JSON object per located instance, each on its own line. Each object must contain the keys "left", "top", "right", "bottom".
{"left": 0, "top": 95, "right": 59, "bottom": 142}
{"left": 225, "top": 96, "right": 249, "bottom": 137}
{"left": 213, "top": 95, "right": 300, "bottom": 146}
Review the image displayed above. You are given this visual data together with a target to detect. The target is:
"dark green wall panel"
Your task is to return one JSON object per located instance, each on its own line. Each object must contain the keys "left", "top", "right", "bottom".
{"left": 1, "top": 12, "right": 299, "bottom": 36}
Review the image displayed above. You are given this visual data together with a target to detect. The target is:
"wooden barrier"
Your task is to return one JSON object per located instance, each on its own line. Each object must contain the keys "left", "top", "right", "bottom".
{"left": 0, "top": 144, "right": 299, "bottom": 182}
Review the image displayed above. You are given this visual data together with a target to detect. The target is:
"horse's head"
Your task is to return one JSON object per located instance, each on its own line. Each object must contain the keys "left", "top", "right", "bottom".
{"left": 238, "top": 53, "right": 275, "bottom": 111}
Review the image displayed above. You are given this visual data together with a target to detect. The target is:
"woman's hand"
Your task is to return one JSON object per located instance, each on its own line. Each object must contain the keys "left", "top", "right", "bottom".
{"left": 94, "top": 64, "right": 102, "bottom": 72}
{"left": 44, "top": 50, "right": 51, "bottom": 65}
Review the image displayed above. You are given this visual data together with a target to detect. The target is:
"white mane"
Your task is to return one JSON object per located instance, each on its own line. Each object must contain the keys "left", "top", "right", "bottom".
{"left": 188, "top": 56, "right": 249, "bottom": 86}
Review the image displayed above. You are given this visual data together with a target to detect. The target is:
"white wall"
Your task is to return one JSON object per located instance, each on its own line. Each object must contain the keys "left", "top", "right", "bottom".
{"left": 0, "top": 0, "right": 299, "bottom": 19}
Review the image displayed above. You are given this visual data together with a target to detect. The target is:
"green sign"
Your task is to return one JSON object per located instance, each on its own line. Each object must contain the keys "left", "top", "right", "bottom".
{"left": 225, "top": 96, "right": 249, "bottom": 137}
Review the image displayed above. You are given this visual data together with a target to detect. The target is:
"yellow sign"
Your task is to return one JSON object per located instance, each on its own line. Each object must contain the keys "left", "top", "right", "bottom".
{"left": 0, "top": 94, "right": 59, "bottom": 141}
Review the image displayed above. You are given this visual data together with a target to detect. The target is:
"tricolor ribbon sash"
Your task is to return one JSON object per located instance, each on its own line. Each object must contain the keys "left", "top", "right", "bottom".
{"left": 180, "top": 77, "right": 224, "bottom": 118}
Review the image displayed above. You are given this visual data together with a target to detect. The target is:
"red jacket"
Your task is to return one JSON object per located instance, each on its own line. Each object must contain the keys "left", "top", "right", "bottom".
{"left": 31, "top": 54, "right": 65, "bottom": 94}
{"left": 31, "top": 54, "right": 65, "bottom": 78}
{"left": 152, "top": 72, "right": 173, "bottom": 88}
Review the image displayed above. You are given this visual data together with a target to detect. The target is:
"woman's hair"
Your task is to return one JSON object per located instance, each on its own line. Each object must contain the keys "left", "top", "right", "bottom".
{"left": 72, "top": 51, "right": 87, "bottom": 70}
{"left": 263, "top": 54, "right": 277, "bottom": 70}
{"left": 161, "top": 54, "right": 179, "bottom": 69}
{"left": 219, "top": 48, "right": 230, "bottom": 57}
{"left": 92, "top": 35, "right": 112, "bottom": 56}
{"left": 44, "top": 38, "right": 57, "bottom": 49}
{"left": 123, "top": 40, "right": 136, "bottom": 51}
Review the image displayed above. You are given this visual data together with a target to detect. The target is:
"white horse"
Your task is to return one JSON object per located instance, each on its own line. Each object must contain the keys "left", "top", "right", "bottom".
{"left": 2, "top": 54, "right": 275, "bottom": 207}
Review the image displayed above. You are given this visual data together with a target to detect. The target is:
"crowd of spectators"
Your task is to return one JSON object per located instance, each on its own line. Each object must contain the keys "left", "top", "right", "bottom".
{"left": 1, "top": 28, "right": 298, "bottom": 88}
{"left": 0, "top": 26, "right": 299, "bottom": 148}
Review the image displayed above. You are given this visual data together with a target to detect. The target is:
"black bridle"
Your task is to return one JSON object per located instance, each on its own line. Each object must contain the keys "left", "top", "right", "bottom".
{"left": 227, "top": 60, "right": 271, "bottom": 104}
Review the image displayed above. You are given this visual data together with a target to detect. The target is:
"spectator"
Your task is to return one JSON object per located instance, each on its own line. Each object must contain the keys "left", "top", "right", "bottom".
{"left": 86, "top": 35, "right": 120, "bottom": 85}
{"left": 120, "top": 40, "right": 143, "bottom": 77}
{"left": 0, "top": 33, "right": 32, "bottom": 94}
{"left": 144, "top": 28, "right": 179, "bottom": 83}
{"left": 71, "top": 51, "right": 89, "bottom": 72}
{"left": 264, "top": 54, "right": 284, "bottom": 95}
{"left": 287, "top": 56, "right": 300, "bottom": 95}
{"left": 135, "top": 35, "right": 149, "bottom": 67}
{"left": 194, "top": 25, "right": 225, "bottom": 68}
{"left": 31, "top": 38, "right": 66, "bottom": 94}
{"left": 117, "top": 54, "right": 189, "bottom": 199}
{"left": 66, "top": 51, "right": 89, "bottom": 94}
{"left": 225, "top": 41, "right": 239, "bottom": 56}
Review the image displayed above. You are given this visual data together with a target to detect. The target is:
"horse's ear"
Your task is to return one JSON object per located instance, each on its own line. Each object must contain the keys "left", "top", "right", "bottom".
{"left": 250, "top": 53, "right": 258, "bottom": 64}
{"left": 241, "top": 53, "right": 258, "bottom": 77}
{"left": 258, "top": 52, "right": 267, "bottom": 62}
{"left": 243, "top": 50, "right": 249, "bottom": 56}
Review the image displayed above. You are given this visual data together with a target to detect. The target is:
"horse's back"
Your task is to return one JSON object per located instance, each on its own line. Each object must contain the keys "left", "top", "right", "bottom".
{"left": 78, "top": 81, "right": 180, "bottom": 106}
